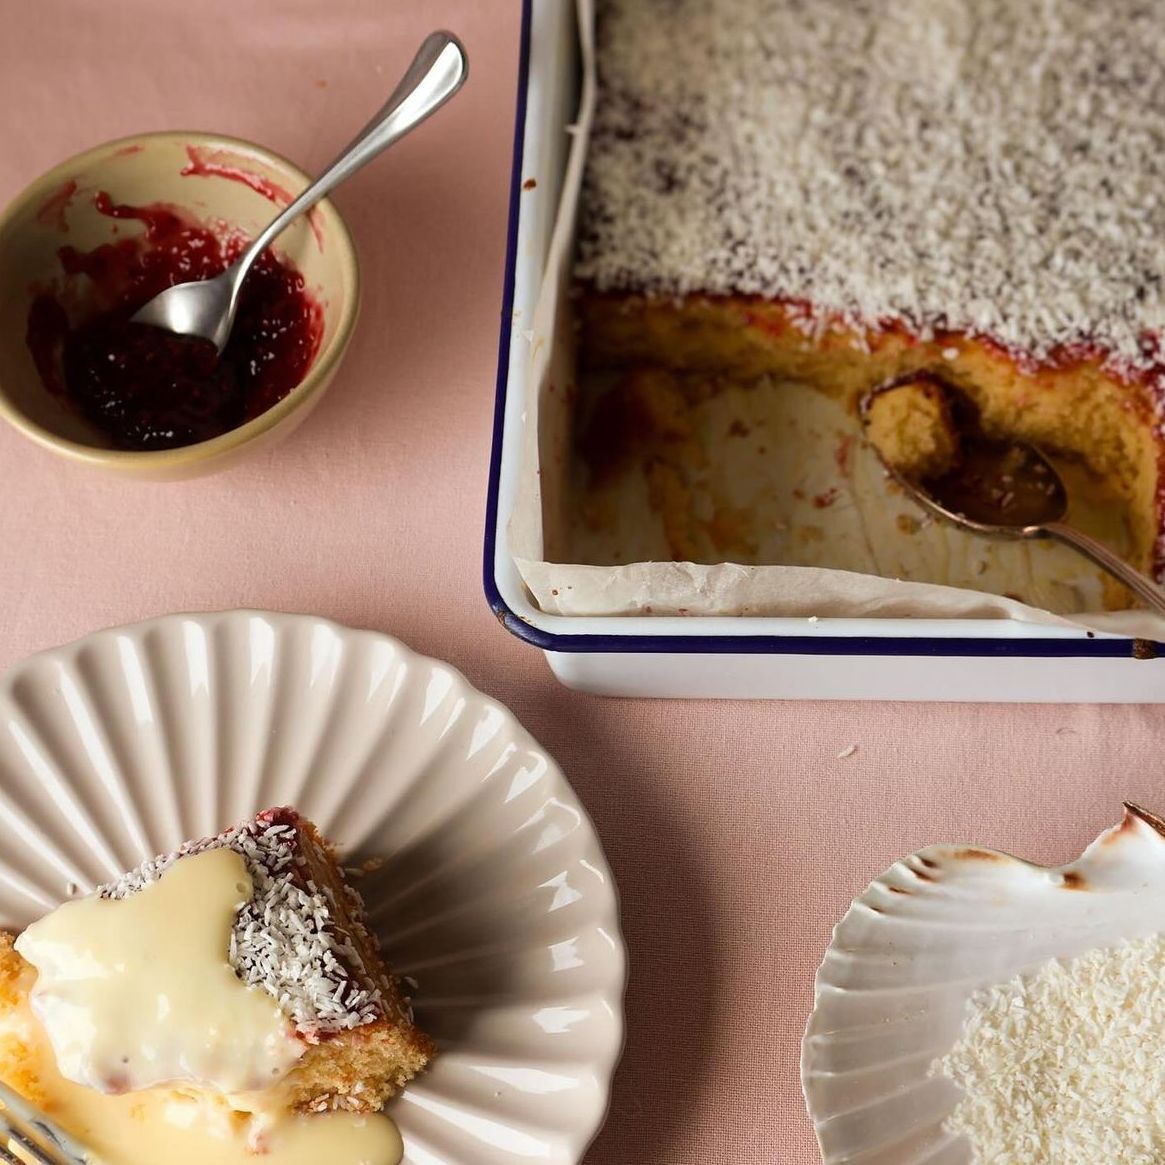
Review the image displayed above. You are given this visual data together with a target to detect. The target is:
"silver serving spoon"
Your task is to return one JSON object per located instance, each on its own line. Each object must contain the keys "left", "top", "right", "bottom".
{"left": 131, "top": 31, "right": 468, "bottom": 353}
{"left": 859, "top": 387, "right": 1165, "bottom": 616}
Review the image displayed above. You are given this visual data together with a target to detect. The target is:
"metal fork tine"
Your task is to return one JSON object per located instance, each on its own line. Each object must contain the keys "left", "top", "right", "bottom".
{"left": 0, "top": 1083, "right": 87, "bottom": 1165}
{"left": 3, "top": 1120, "right": 60, "bottom": 1165}
{"left": 0, "top": 1129, "right": 51, "bottom": 1165}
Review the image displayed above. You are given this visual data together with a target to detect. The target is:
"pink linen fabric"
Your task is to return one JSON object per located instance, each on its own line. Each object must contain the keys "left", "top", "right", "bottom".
{"left": 1, "top": 3, "right": 1164, "bottom": 1162}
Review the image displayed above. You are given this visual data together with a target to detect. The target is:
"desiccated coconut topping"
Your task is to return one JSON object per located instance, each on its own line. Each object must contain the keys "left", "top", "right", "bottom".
{"left": 577, "top": 0, "right": 1165, "bottom": 376}
{"left": 935, "top": 933, "right": 1165, "bottom": 1163}
{"left": 99, "top": 815, "right": 384, "bottom": 1038}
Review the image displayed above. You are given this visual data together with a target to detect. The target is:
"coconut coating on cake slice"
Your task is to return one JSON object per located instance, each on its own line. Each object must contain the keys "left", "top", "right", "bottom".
{"left": 97, "top": 807, "right": 434, "bottom": 1112}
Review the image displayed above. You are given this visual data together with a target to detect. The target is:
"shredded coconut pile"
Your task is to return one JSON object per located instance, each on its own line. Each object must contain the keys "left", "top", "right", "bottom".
{"left": 577, "top": 0, "right": 1165, "bottom": 374}
{"left": 934, "top": 934, "right": 1165, "bottom": 1164}
{"left": 99, "top": 814, "right": 384, "bottom": 1037}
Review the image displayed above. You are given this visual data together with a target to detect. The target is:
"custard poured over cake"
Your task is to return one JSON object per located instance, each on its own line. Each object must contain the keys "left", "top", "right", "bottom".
{"left": 577, "top": 0, "right": 1165, "bottom": 377}
{"left": 99, "top": 809, "right": 384, "bottom": 1037}
{"left": 0, "top": 807, "right": 424, "bottom": 1165}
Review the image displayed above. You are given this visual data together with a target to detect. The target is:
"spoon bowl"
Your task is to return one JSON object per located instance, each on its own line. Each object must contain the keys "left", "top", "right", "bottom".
{"left": 900, "top": 436, "right": 1068, "bottom": 534}
{"left": 860, "top": 383, "right": 1165, "bottom": 616}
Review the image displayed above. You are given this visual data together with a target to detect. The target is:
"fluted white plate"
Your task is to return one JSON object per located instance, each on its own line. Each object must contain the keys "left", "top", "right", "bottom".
{"left": 0, "top": 610, "right": 625, "bottom": 1164}
{"left": 801, "top": 804, "right": 1165, "bottom": 1164}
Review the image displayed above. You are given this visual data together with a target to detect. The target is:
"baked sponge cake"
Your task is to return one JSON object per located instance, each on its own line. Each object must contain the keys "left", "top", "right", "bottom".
{"left": 0, "top": 807, "right": 433, "bottom": 1114}
{"left": 576, "top": 0, "right": 1165, "bottom": 593}
{"left": 864, "top": 376, "right": 960, "bottom": 484}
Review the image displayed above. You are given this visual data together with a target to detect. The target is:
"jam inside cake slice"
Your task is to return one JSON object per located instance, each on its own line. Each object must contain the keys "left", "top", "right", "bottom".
{"left": 96, "top": 806, "right": 433, "bottom": 1113}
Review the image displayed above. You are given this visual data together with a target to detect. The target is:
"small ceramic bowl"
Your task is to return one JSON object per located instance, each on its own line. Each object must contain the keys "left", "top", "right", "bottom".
{"left": 0, "top": 132, "right": 359, "bottom": 479}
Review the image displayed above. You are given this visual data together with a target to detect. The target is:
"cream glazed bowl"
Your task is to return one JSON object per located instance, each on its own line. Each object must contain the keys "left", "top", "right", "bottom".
{"left": 0, "top": 611, "right": 626, "bottom": 1164}
{"left": 801, "top": 804, "right": 1165, "bottom": 1164}
{"left": 0, "top": 132, "right": 359, "bottom": 478}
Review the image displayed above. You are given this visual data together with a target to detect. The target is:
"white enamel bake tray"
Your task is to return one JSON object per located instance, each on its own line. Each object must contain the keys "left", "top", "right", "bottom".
{"left": 483, "top": 0, "right": 1165, "bottom": 701}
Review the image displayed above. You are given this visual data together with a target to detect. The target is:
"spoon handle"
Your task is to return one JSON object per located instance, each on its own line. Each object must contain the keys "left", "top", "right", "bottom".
{"left": 237, "top": 31, "right": 468, "bottom": 277}
{"left": 1043, "top": 521, "right": 1165, "bottom": 617}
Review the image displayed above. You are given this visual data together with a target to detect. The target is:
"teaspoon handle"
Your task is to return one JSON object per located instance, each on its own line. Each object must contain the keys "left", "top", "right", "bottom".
{"left": 237, "top": 31, "right": 468, "bottom": 279}
{"left": 1042, "top": 521, "right": 1165, "bottom": 617}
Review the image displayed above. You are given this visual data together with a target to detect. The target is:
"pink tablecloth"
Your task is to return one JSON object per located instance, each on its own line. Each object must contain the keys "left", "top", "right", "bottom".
{"left": 2, "top": 4, "right": 1164, "bottom": 1162}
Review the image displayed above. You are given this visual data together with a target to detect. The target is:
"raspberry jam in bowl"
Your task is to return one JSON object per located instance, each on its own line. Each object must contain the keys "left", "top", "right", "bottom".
{"left": 0, "top": 133, "right": 359, "bottom": 478}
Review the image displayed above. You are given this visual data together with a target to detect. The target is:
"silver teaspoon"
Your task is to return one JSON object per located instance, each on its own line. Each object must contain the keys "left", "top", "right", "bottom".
{"left": 131, "top": 31, "right": 468, "bottom": 353}
{"left": 859, "top": 387, "right": 1165, "bottom": 616}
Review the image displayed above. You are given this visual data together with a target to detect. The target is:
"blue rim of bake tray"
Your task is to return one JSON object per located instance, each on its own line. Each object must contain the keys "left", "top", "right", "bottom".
{"left": 482, "top": 0, "right": 1156, "bottom": 660}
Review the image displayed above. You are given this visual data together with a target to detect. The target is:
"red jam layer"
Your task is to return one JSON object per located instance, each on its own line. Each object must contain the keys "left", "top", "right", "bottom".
{"left": 26, "top": 193, "right": 323, "bottom": 451}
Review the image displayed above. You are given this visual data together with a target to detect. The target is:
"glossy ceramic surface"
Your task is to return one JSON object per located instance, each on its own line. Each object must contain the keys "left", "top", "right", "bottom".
{"left": 0, "top": 133, "right": 359, "bottom": 478}
{"left": 0, "top": 611, "right": 625, "bottom": 1164}
{"left": 801, "top": 805, "right": 1165, "bottom": 1164}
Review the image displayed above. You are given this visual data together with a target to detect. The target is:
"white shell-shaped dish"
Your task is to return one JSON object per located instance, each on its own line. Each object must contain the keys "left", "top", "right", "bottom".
{"left": 0, "top": 611, "right": 625, "bottom": 1165}
{"left": 801, "top": 804, "right": 1165, "bottom": 1164}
